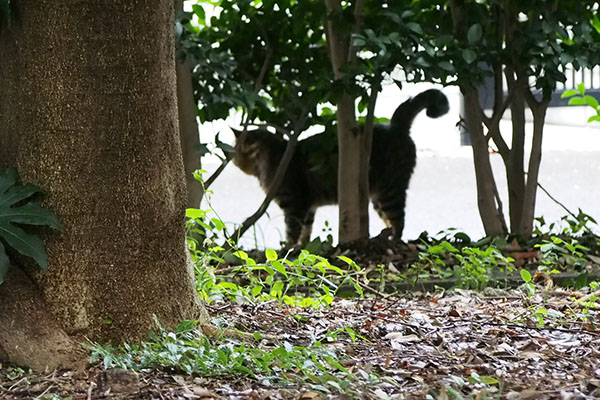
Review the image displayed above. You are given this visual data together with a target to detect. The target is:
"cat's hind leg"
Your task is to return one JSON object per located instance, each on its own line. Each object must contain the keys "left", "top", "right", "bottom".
{"left": 371, "top": 197, "right": 392, "bottom": 228}
{"left": 376, "top": 191, "right": 407, "bottom": 239}
{"left": 298, "top": 209, "right": 316, "bottom": 245}
{"left": 283, "top": 207, "right": 312, "bottom": 247}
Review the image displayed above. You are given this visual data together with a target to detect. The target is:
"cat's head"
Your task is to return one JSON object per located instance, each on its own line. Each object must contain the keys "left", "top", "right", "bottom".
{"left": 231, "top": 128, "right": 270, "bottom": 176}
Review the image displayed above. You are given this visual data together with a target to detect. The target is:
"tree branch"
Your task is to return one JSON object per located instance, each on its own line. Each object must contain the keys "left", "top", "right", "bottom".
{"left": 537, "top": 181, "right": 578, "bottom": 220}
{"left": 347, "top": 0, "right": 366, "bottom": 63}
{"left": 206, "top": 40, "right": 275, "bottom": 192}
{"left": 248, "top": 123, "right": 292, "bottom": 138}
{"left": 230, "top": 107, "right": 310, "bottom": 245}
{"left": 483, "top": 87, "right": 515, "bottom": 159}
{"left": 324, "top": 0, "right": 347, "bottom": 79}
{"left": 204, "top": 158, "right": 230, "bottom": 190}
{"left": 255, "top": 23, "right": 274, "bottom": 92}
{"left": 363, "top": 81, "right": 380, "bottom": 139}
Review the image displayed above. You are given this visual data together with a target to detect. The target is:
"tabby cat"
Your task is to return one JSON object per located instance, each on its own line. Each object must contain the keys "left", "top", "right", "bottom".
{"left": 232, "top": 89, "right": 449, "bottom": 245}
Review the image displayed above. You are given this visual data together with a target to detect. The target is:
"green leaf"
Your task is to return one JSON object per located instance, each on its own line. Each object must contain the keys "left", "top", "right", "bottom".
{"left": 520, "top": 269, "right": 532, "bottom": 283}
{"left": 270, "top": 280, "right": 284, "bottom": 297}
{"left": 405, "top": 22, "right": 423, "bottom": 35}
{"left": 577, "top": 82, "right": 586, "bottom": 95}
{"left": 210, "top": 217, "right": 225, "bottom": 231}
{"left": 560, "top": 90, "right": 579, "bottom": 99}
{"left": 462, "top": 49, "right": 477, "bottom": 64}
{"left": 0, "top": 222, "right": 48, "bottom": 269}
{"left": 0, "top": 183, "right": 41, "bottom": 207}
{"left": 401, "top": 10, "right": 415, "bottom": 19}
{"left": 4, "top": 202, "right": 63, "bottom": 230}
{"left": 568, "top": 97, "right": 587, "bottom": 106}
{"left": 588, "top": 115, "right": 600, "bottom": 123}
{"left": 265, "top": 248, "right": 278, "bottom": 262}
{"left": 467, "top": 24, "right": 482, "bottom": 45}
{"left": 186, "top": 208, "right": 206, "bottom": 219}
{"left": 0, "top": 241, "right": 9, "bottom": 285}
{"left": 272, "top": 260, "right": 287, "bottom": 277}
{"left": 438, "top": 61, "right": 454, "bottom": 72}
{"left": 0, "top": 169, "right": 62, "bottom": 271}
{"left": 584, "top": 95, "right": 599, "bottom": 109}
{"left": 381, "top": 11, "right": 401, "bottom": 24}
{"left": 251, "top": 285, "right": 263, "bottom": 297}
{"left": 352, "top": 35, "right": 366, "bottom": 47}
{"left": 192, "top": 4, "right": 206, "bottom": 24}
{"left": 479, "top": 375, "right": 499, "bottom": 385}
{"left": 233, "top": 250, "right": 248, "bottom": 261}
{"left": 592, "top": 14, "right": 600, "bottom": 34}
{"left": 0, "top": 168, "right": 17, "bottom": 194}
{"left": 337, "top": 255, "right": 354, "bottom": 265}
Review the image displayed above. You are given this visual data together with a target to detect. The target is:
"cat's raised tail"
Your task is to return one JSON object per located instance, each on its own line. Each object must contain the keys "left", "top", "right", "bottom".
{"left": 390, "top": 89, "right": 449, "bottom": 129}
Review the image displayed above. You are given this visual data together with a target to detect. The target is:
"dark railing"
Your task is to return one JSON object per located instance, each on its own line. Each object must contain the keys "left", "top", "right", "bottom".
{"left": 478, "top": 65, "right": 600, "bottom": 109}
{"left": 461, "top": 65, "right": 600, "bottom": 145}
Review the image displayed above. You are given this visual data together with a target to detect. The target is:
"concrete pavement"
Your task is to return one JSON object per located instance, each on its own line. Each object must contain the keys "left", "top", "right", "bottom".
{"left": 200, "top": 84, "right": 600, "bottom": 249}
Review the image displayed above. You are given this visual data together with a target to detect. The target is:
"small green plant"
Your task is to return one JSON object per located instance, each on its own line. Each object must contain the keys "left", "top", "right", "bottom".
{"left": 561, "top": 83, "right": 600, "bottom": 123}
{"left": 535, "top": 236, "right": 589, "bottom": 270}
{"left": 184, "top": 170, "right": 366, "bottom": 308}
{"left": 454, "top": 246, "right": 514, "bottom": 289}
{"left": 87, "top": 319, "right": 375, "bottom": 396}
{"left": 520, "top": 269, "right": 535, "bottom": 296}
{"left": 574, "top": 281, "right": 599, "bottom": 318}
{"left": 413, "top": 241, "right": 514, "bottom": 290}
{"left": 534, "top": 209, "right": 598, "bottom": 238}
{"left": 206, "top": 249, "right": 364, "bottom": 308}
{"left": 436, "top": 371, "right": 503, "bottom": 399}
{"left": 0, "top": 168, "right": 63, "bottom": 285}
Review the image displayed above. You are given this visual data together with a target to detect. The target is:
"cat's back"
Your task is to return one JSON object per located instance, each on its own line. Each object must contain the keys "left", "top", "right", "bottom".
{"left": 296, "top": 133, "right": 338, "bottom": 205}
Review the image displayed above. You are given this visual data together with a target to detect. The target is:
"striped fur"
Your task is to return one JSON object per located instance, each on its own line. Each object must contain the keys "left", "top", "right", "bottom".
{"left": 232, "top": 89, "right": 449, "bottom": 245}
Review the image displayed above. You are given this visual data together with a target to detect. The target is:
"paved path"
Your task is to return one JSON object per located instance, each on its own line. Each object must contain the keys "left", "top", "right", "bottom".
{"left": 201, "top": 86, "right": 600, "bottom": 249}
{"left": 203, "top": 148, "right": 600, "bottom": 249}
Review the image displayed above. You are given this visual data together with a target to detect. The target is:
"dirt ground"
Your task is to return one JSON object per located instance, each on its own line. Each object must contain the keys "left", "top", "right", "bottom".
{"left": 1, "top": 281, "right": 599, "bottom": 400}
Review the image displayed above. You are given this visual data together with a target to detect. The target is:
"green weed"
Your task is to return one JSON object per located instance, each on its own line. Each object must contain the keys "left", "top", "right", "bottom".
{"left": 87, "top": 320, "right": 377, "bottom": 396}
{"left": 412, "top": 240, "right": 514, "bottom": 290}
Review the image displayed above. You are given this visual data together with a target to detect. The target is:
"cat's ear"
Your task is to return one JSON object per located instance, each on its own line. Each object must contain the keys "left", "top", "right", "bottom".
{"left": 232, "top": 128, "right": 243, "bottom": 138}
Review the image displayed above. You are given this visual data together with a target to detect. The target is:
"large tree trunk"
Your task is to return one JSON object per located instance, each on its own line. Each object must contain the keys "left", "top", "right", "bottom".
{"left": 175, "top": 0, "right": 203, "bottom": 209}
{"left": 324, "top": 0, "right": 369, "bottom": 244}
{"left": 0, "top": 0, "right": 206, "bottom": 370}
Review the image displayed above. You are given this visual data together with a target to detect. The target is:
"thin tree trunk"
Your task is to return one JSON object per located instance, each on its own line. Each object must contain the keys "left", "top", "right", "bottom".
{"left": 0, "top": 0, "right": 206, "bottom": 369}
{"left": 336, "top": 95, "right": 366, "bottom": 243}
{"left": 462, "top": 87, "right": 507, "bottom": 236}
{"left": 504, "top": 69, "right": 526, "bottom": 233}
{"left": 520, "top": 100, "right": 548, "bottom": 236}
{"left": 324, "top": 0, "right": 369, "bottom": 244}
{"left": 175, "top": 0, "right": 203, "bottom": 209}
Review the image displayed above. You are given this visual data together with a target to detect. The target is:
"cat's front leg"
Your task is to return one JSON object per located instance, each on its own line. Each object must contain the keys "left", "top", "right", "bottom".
{"left": 284, "top": 213, "right": 303, "bottom": 247}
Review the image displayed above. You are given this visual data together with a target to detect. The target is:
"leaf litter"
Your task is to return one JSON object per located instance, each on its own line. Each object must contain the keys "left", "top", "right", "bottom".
{"left": 1, "top": 283, "right": 600, "bottom": 399}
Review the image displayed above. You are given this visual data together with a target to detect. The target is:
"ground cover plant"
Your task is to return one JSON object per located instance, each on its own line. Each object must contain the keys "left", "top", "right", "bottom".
{"left": 2, "top": 206, "right": 600, "bottom": 399}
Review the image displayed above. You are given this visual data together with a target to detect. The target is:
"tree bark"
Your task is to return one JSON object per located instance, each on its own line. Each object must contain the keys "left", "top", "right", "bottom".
{"left": 462, "top": 87, "right": 507, "bottom": 236}
{"left": 324, "top": 0, "right": 369, "bottom": 244}
{"left": 175, "top": 0, "right": 203, "bottom": 209}
{"left": 0, "top": 268, "right": 87, "bottom": 371}
{"left": 504, "top": 70, "right": 526, "bottom": 233}
{"left": 0, "top": 0, "right": 206, "bottom": 369}
{"left": 520, "top": 100, "right": 548, "bottom": 236}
